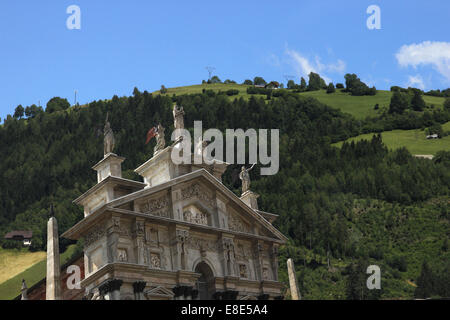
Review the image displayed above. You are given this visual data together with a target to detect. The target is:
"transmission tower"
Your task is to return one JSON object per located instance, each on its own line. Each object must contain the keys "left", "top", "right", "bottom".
{"left": 205, "top": 66, "right": 216, "bottom": 81}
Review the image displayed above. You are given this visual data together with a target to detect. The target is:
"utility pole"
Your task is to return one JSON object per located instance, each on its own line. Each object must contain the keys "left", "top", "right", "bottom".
{"left": 205, "top": 66, "right": 216, "bottom": 81}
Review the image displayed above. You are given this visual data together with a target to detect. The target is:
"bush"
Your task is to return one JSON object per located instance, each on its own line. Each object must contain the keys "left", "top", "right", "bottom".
{"left": 226, "top": 89, "right": 239, "bottom": 96}
{"left": 336, "top": 83, "right": 344, "bottom": 89}
{"left": 326, "top": 83, "right": 335, "bottom": 94}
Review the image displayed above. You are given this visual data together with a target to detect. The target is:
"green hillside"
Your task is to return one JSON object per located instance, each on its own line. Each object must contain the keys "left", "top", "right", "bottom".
{"left": 1, "top": 83, "right": 449, "bottom": 300}
{"left": 154, "top": 84, "right": 446, "bottom": 120}
{"left": 0, "top": 248, "right": 46, "bottom": 284}
{"left": 333, "top": 121, "right": 450, "bottom": 155}
{"left": 0, "top": 245, "right": 78, "bottom": 300}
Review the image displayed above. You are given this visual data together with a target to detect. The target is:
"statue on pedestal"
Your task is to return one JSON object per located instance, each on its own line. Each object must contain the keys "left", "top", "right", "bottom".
{"left": 239, "top": 164, "right": 256, "bottom": 194}
{"left": 173, "top": 105, "right": 185, "bottom": 130}
{"left": 154, "top": 123, "right": 166, "bottom": 155}
{"left": 104, "top": 113, "right": 115, "bottom": 156}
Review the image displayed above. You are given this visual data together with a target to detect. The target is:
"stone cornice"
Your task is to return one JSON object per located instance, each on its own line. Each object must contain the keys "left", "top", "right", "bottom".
{"left": 73, "top": 176, "right": 146, "bottom": 205}
{"left": 63, "top": 206, "right": 285, "bottom": 245}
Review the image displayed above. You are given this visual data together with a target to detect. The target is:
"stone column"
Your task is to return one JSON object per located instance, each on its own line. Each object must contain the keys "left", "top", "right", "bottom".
{"left": 133, "top": 281, "right": 147, "bottom": 300}
{"left": 172, "top": 286, "right": 184, "bottom": 300}
{"left": 287, "top": 258, "right": 301, "bottom": 300}
{"left": 183, "top": 286, "right": 193, "bottom": 300}
{"left": 99, "top": 279, "right": 123, "bottom": 300}
{"left": 46, "top": 216, "right": 62, "bottom": 300}
{"left": 21, "top": 279, "right": 28, "bottom": 300}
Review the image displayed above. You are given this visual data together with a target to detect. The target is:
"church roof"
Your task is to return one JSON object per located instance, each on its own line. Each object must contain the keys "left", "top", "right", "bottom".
{"left": 63, "top": 168, "right": 287, "bottom": 243}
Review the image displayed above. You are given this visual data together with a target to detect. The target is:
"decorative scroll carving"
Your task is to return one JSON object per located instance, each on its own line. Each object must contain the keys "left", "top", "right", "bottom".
{"left": 176, "top": 229, "right": 190, "bottom": 243}
{"left": 181, "top": 183, "right": 216, "bottom": 209}
{"left": 183, "top": 210, "right": 208, "bottom": 225}
{"left": 140, "top": 195, "right": 170, "bottom": 218}
{"left": 84, "top": 224, "right": 106, "bottom": 247}
{"left": 187, "top": 237, "right": 218, "bottom": 253}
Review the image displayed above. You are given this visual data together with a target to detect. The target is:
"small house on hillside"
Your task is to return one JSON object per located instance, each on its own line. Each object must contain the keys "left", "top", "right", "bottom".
{"left": 265, "top": 81, "right": 280, "bottom": 89}
{"left": 426, "top": 134, "right": 439, "bottom": 139}
{"left": 4, "top": 231, "right": 33, "bottom": 246}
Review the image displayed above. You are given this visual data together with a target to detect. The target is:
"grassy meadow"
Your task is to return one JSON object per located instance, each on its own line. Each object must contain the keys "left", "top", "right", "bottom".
{"left": 333, "top": 121, "right": 450, "bottom": 155}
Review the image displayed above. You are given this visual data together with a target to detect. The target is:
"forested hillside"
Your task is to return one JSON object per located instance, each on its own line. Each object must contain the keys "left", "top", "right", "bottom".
{"left": 0, "top": 85, "right": 449, "bottom": 299}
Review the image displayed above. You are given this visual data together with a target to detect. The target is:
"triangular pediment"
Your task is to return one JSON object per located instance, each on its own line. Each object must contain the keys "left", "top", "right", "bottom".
{"left": 103, "top": 169, "right": 287, "bottom": 243}
{"left": 144, "top": 286, "right": 174, "bottom": 298}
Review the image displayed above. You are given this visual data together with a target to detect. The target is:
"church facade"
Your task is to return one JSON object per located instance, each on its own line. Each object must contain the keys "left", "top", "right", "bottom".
{"left": 61, "top": 107, "right": 287, "bottom": 300}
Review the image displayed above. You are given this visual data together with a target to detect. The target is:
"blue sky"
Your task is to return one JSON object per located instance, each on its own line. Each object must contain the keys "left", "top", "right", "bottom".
{"left": 0, "top": 0, "right": 449, "bottom": 121}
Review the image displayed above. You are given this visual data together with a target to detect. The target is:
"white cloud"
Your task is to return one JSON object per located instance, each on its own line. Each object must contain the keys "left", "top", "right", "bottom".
{"left": 406, "top": 74, "right": 425, "bottom": 89}
{"left": 396, "top": 41, "right": 450, "bottom": 82}
{"left": 285, "top": 47, "right": 346, "bottom": 84}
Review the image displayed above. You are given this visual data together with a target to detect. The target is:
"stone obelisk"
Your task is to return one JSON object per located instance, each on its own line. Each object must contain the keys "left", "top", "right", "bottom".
{"left": 21, "top": 279, "right": 28, "bottom": 300}
{"left": 287, "top": 258, "right": 301, "bottom": 300}
{"left": 46, "top": 205, "right": 62, "bottom": 300}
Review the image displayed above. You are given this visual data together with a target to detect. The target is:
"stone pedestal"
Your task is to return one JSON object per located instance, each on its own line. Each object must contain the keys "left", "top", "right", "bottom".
{"left": 240, "top": 191, "right": 260, "bottom": 210}
{"left": 92, "top": 153, "right": 125, "bottom": 183}
{"left": 46, "top": 217, "right": 61, "bottom": 300}
{"left": 287, "top": 258, "right": 301, "bottom": 300}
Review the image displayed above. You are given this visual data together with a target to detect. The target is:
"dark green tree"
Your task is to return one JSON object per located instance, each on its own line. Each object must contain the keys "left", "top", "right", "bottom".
{"left": 411, "top": 91, "right": 426, "bottom": 111}
{"left": 414, "top": 261, "right": 434, "bottom": 299}
{"left": 46, "top": 97, "right": 70, "bottom": 113}
{"left": 326, "top": 83, "right": 335, "bottom": 94}
{"left": 444, "top": 97, "right": 450, "bottom": 110}
{"left": 389, "top": 91, "right": 409, "bottom": 114}
{"left": 300, "top": 77, "right": 307, "bottom": 91}
{"left": 253, "top": 77, "right": 267, "bottom": 86}
{"left": 243, "top": 79, "right": 253, "bottom": 85}
{"left": 287, "top": 80, "right": 296, "bottom": 89}
{"left": 307, "top": 72, "right": 326, "bottom": 91}
{"left": 13, "top": 105, "right": 24, "bottom": 119}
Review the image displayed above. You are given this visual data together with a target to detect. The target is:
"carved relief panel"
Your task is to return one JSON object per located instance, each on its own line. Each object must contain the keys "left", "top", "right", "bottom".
{"left": 136, "top": 192, "right": 171, "bottom": 218}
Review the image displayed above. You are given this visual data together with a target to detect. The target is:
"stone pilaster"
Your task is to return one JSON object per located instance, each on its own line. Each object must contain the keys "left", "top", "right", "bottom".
{"left": 133, "top": 281, "right": 147, "bottom": 300}
{"left": 220, "top": 236, "right": 236, "bottom": 277}
{"left": 107, "top": 214, "right": 121, "bottom": 263}
{"left": 252, "top": 240, "right": 265, "bottom": 281}
{"left": 171, "top": 228, "right": 189, "bottom": 270}
{"left": 46, "top": 216, "right": 62, "bottom": 300}
{"left": 270, "top": 244, "right": 279, "bottom": 281}
{"left": 133, "top": 218, "right": 146, "bottom": 265}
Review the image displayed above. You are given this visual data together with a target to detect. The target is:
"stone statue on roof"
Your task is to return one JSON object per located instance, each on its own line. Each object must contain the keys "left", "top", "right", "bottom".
{"left": 104, "top": 112, "right": 115, "bottom": 156}
{"left": 154, "top": 123, "right": 166, "bottom": 155}
{"left": 239, "top": 164, "right": 256, "bottom": 194}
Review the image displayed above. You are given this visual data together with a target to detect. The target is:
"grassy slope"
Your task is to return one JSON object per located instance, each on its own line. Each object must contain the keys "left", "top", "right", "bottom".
{"left": 153, "top": 84, "right": 446, "bottom": 120}
{"left": 333, "top": 121, "right": 450, "bottom": 155}
{"left": 0, "top": 248, "right": 46, "bottom": 284}
{"left": 299, "top": 89, "right": 445, "bottom": 120}
{"left": 0, "top": 245, "right": 77, "bottom": 300}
